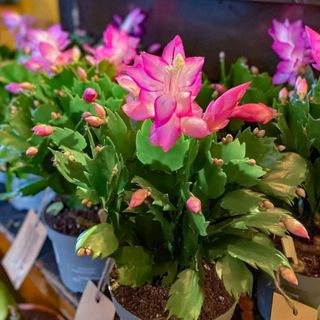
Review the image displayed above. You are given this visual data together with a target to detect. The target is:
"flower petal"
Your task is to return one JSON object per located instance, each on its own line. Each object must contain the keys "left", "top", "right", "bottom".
{"left": 161, "top": 35, "right": 185, "bottom": 64}
{"left": 179, "top": 56, "right": 204, "bottom": 88}
{"left": 181, "top": 117, "right": 210, "bottom": 138}
{"left": 141, "top": 52, "right": 167, "bottom": 82}
{"left": 122, "top": 101, "right": 154, "bottom": 121}
{"left": 126, "top": 66, "right": 162, "bottom": 92}
{"left": 231, "top": 103, "right": 275, "bottom": 124}
{"left": 154, "top": 94, "right": 177, "bottom": 125}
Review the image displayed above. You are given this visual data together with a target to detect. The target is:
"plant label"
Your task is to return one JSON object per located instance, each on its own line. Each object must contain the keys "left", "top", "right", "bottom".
{"left": 1, "top": 210, "right": 47, "bottom": 290}
{"left": 271, "top": 292, "right": 318, "bottom": 320}
{"left": 281, "top": 235, "right": 299, "bottom": 265}
{"left": 75, "top": 281, "right": 115, "bottom": 320}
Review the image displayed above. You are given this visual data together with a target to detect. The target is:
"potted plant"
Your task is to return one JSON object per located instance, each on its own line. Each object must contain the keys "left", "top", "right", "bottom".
{"left": 48, "top": 35, "right": 309, "bottom": 319}
{"left": 0, "top": 10, "right": 142, "bottom": 292}
{"left": 0, "top": 280, "right": 64, "bottom": 320}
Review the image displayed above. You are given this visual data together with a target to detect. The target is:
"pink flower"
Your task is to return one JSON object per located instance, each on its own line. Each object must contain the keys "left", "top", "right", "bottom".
{"left": 269, "top": 19, "right": 312, "bottom": 85}
{"left": 305, "top": 26, "right": 320, "bottom": 71}
{"left": 295, "top": 76, "right": 308, "bottom": 100}
{"left": 186, "top": 196, "right": 202, "bottom": 214}
{"left": 282, "top": 217, "right": 309, "bottom": 239}
{"left": 83, "top": 88, "right": 98, "bottom": 103}
{"left": 85, "top": 24, "right": 139, "bottom": 72}
{"left": 113, "top": 8, "right": 147, "bottom": 37}
{"left": 32, "top": 124, "right": 54, "bottom": 137}
{"left": 120, "top": 35, "right": 204, "bottom": 151}
{"left": 5, "top": 82, "right": 34, "bottom": 94}
{"left": 128, "top": 189, "right": 150, "bottom": 208}
{"left": 181, "top": 83, "right": 275, "bottom": 139}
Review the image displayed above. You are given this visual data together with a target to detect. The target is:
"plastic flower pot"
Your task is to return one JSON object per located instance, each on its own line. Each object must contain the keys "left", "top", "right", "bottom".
{"left": 256, "top": 272, "right": 320, "bottom": 319}
{"left": 44, "top": 219, "right": 106, "bottom": 293}
{"left": 10, "top": 175, "right": 55, "bottom": 212}
{"left": 18, "top": 303, "right": 65, "bottom": 320}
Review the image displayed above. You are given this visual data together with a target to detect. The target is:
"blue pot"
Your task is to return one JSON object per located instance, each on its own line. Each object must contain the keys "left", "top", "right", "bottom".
{"left": 45, "top": 220, "right": 106, "bottom": 293}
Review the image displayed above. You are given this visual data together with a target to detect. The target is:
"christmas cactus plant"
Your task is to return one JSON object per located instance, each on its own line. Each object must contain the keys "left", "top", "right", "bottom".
{"left": 46, "top": 36, "right": 309, "bottom": 319}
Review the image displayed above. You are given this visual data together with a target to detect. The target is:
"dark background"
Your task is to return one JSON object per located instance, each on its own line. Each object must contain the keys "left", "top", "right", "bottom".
{"left": 59, "top": 0, "right": 320, "bottom": 79}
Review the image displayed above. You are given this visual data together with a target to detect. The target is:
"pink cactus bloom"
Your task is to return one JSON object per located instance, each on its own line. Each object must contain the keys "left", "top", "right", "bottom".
{"left": 113, "top": 7, "right": 147, "bottom": 37}
{"left": 120, "top": 35, "right": 204, "bottom": 151}
{"left": 305, "top": 26, "right": 320, "bottom": 71}
{"left": 5, "top": 82, "right": 34, "bottom": 94}
{"left": 269, "top": 19, "right": 312, "bottom": 85}
{"left": 32, "top": 125, "right": 54, "bottom": 137}
{"left": 85, "top": 24, "right": 139, "bottom": 72}
{"left": 181, "top": 82, "right": 275, "bottom": 139}
{"left": 186, "top": 196, "right": 202, "bottom": 214}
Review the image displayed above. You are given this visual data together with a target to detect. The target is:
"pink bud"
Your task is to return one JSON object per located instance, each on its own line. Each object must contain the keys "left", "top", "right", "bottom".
{"left": 82, "top": 88, "right": 98, "bottom": 103}
{"left": 213, "top": 83, "right": 226, "bottom": 95}
{"left": 84, "top": 116, "right": 105, "bottom": 127}
{"left": 5, "top": 82, "right": 34, "bottom": 94}
{"left": 279, "top": 87, "right": 288, "bottom": 104}
{"left": 26, "top": 146, "right": 38, "bottom": 157}
{"left": 280, "top": 267, "right": 298, "bottom": 285}
{"left": 82, "top": 111, "right": 91, "bottom": 119}
{"left": 282, "top": 217, "right": 309, "bottom": 239}
{"left": 128, "top": 189, "right": 151, "bottom": 208}
{"left": 32, "top": 124, "right": 54, "bottom": 137}
{"left": 295, "top": 76, "right": 308, "bottom": 100}
{"left": 93, "top": 103, "right": 106, "bottom": 120}
{"left": 186, "top": 196, "right": 202, "bottom": 214}
{"left": 77, "top": 67, "right": 87, "bottom": 81}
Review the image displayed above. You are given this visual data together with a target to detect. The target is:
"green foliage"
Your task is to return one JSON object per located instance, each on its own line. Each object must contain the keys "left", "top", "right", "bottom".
{"left": 0, "top": 281, "right": 16, "bottom": 320}
{"left": 136, "top": 120, "right": 189, "bottom": 171}
{"left": 76, "top": 223, "right": 119, "bottom": 259}
{"left": 113, "top": 246, "right": 153, "bottom": 287}
{"left": 216, "top": 254, "right": 253, "bottom": 299}
{"left": 166, "top": 269, "right": 204, "bottom": 320}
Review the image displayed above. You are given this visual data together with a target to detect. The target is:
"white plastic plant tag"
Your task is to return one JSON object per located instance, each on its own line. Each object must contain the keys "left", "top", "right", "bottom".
{"left": 2, "top": 210, "right": 47, "bottom": 289}
{"left": 281, "top": 235, "right": 299, "bottom": 265}
{"left": 271, "top": 292, "right": 318, "bottom": 320}
{"left": 75, "top": 281, "right": 115, "bottom": 320}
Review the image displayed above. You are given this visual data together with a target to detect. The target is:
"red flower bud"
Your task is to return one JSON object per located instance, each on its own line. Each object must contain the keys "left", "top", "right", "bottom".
{"left": 84, "top": 116, "right": 105, "bottom": 127}
{"left": 93, "top": 102, "right": 106, "bottom": 120}
{"left": 295, "top": 76, "right": 308, "bottom": 100}
{"left": 82, "top": 111, "right": 91, "bottom": 119}
{"left": 282, "top": 217, "right": 309, "bottom": 239}
{"left": 186, "top": 196, "right": 202, "bottom": 214}
{"left": 280, "top": 267, "right": 298, "bottom": 285}
{"left": 32, "top": 124, "right": 54, "bottom": 137}
{"left": 83, "top": 88, "right": 98, "bottom": 103}
{"left": 26, "top": 146, "right": 38, "bottom": 157}
{"left": 128, "top": 189, "right": 151, "bottom": 208}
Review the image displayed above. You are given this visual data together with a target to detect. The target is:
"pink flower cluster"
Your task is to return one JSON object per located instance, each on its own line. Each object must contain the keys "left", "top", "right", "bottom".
{"left": 118, "top": 36, "right": 275, "bottom": 152}
{"left": 269, "top": 19, "right": 312, "bottom": 85}
{"left": 23, "top": 24, "right": 79, "bottom": 74}
{"left": 85, "top": 24, "right": 139, "bottom": 73}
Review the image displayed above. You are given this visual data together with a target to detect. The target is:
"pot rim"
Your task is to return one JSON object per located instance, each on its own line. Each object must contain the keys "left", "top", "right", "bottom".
{"left": 18, "top": 303, "right": 65, "bottom": 320}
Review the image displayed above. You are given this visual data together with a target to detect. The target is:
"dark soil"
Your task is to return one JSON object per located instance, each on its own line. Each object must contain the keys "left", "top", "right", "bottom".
{"left": 294, "top": 240, "right": 320, "bottom": 277}
{"left": 44, "top": 201, "right": 100, "bottom": 237}
{"left": 111, "top": 262, "right": 235, "bottom": 320}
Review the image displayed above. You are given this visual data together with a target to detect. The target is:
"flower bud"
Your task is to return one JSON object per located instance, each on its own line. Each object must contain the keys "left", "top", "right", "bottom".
{"left": 282, "top": 217, "right": 309, "bottom": 239}
{"left": 128, "top": 189, "right": 151, "bottom": 208}
{"left": 93, "top": 102, "right": 106, "bottom": 120}
{"left": 51, "top": 112, "right": 61, "bottom": 120}
{"left": 213, "top": 158, "right": 224, "bottom": 167}
{"left": 277, "top": 145, "right": 286, "bottom": 152}
{"left": 77, "top": 67, "right": 87, "bottom": 81}
{"left": 250, "top": 66, "right": 259, "bottom": 74}
{"left": 83, "top": 88, "right": 98, "bottom": 103}
{"left": 82, "top": 111, "right": 91, "bottom": 119}
{"left": 280, "top": 267, "right": 298, "bottom": 285}
{"left": 32, "top": 124, "right": 54, "bottom": 137}
{"left": 84, "top": 116, "right": 105, "bottom": 127}
{"left": 213, "top": 83, "right": 226, "bottom": 95}
{"left": 5, "top": 82, "right": 34, "bottom": 94}
{"left": 295, "top": 76, "right": 308, "bottom": 100}
{"left": 247, "top": 159, "right": 256, "bottom": 166}
{"left": 186, "top": 196, "right": 202, "bottom": 214}
{"left": 279, "top": 87, "right": 288, "bottom": 104}
{"left": 296, "top": 187, "right": 306, "bottom": 198}
{"left": 26, "top": 146, "right": 38, "bottom": 157}
{"left": 77, "top": 248, "right": 93, "bottom": 256}
{"left": 95, "top": 145, "right": 103, "bottom": 153}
